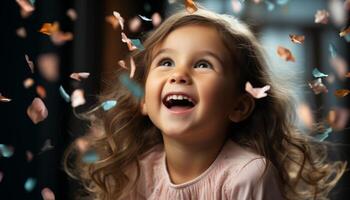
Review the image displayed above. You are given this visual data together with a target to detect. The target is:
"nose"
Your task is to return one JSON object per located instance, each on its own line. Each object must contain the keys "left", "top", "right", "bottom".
{"left": 169, "top": 68, "right": 191, "bottom": 84}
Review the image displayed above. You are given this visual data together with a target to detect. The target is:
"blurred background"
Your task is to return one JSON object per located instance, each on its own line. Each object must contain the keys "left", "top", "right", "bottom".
{"left": 0, "top": 0, "right": 349, "bottom": 199}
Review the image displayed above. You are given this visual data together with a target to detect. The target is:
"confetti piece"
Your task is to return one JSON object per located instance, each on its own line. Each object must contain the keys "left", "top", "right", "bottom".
{"left": 314, "top": 10, "right": 329, "bottom": 24}
{"left": 334, "top": 89, "right": 350, "bottom": 97}
{"left": 113, "top": 11, "right": 125, "bottom": 30}
{"left": 16, "top": 0, "right": 35, "bottom": 18}
{"left": 121, "top": 32, "right": 137, "bottom": 51}
{"left": 40, "top": 139, "right": 54, "bottom": 153}
{"left": 245, "top": 81, "right": 270, "bottom": 99}
{"left": 36, "top": 85, "right": 47, "bottom": 99}
{"left": 152, "top": 12, "right": 162, "bottom": 27}
{"left": 308, "top": 78, "right": 328, "bottom": 95}
{"left": 0, "top": 144, "right": 14, "bottom": 158}
{"left": 39, "top": 22, "right": 59, "bottom": 36}
{"left": 50, "top": 32, "right": 73, "bottom": 46}
{"left": 339, "top": 26, "right": 350, "bottom": 37}
{"left": 66, "top": 8, "right": 77, "bottom": 21}
{"left": 128, "top": 16, "right": 142, "bottom": 32}
{"left": 289, "top": 34, "right": 305, "bottom": 44}
{"left": 16, "top": 27, "right": 27, "bottom": 38}
{"left": 312, "top": 68, "right": 328, "bottom": 78}
{"left": 314, "top": 127, "right": 332, "bottom": 141}
{"left": 41, "top": 187, "right": 55, "bottom": 200}
{"left": 118, "top": 60, "right": 128, "bottom": 69}
{"left": 101, "top": 100, "right": 117, "bottom": 111}
{"left": 23, "top": 78, "right": 34, "bottom": 89}
{"left": 24, "top": 177, "right": 37, "bottom": 192}
{"left": 130, "top": 39, "right": 145, "bottom": 51}
{"left": 82, "top": 150, "right": 99, "bottom": 164}
{"left": 231, "top": 0, "right": 243, "bottom": 13}
{"left": 329, "top": 44, "right": 337, "bottom": 58}
{"left": 27, "top": 98, "right": 48, "bottom": 124}
{"left": 0, "top": 93, "right": 12, "bottom": 102}
{"left": 59, "top": 86, "right": 71, "bottom": 102}
{"left": 265, "top": 0, "right": 275, "bottom": 11}
{"left": 26, "top": 150, "right": 34, "bottom": 162}
{"left": 37, "top": 53, "right": 59, "bottom": 82}
{"left": 277, "top": 46, "right": 295, "bottom": 62}
{"left": 71, "top": 89, "right": 86, "bottom": 108}
{"left": 129, "top": 57, "right": 136, "bottom": 78}
{"left": 25, "top": 54, "right": 34, "bottom": 73}
{"left": 138, "top": 15, "right": 152, "bottom": 21}
{"left": 185, "top": 0, "right": 198, "bottom": 14}
{"left": 75, "top": 138, "right": 90, "bottom": 153}
{"left": 119, "top": 74, "right": 144, "bottom": 99}
{"left": 70, "top": 72, "right": 90, "bottom": 81}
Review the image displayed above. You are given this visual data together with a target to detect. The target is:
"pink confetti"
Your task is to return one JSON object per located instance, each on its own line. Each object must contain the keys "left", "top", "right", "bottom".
{"left": 41, "top": 187, "right": 55, "bottom": 200}
{"left": 70, "top": 72, "right": 90, "bottom": 81}
{"left": 23, "top": 78, "right": 34, "bottom": 89}
{"left": 75, "top": 137, "right": 90, "bottom": 153}
{"left": 129, "top": 57, "right": 136, "bottom": 78}
{"left": 37, "top": 53, "right": 59, "bottom": 82}
{"left": 152, "top": 12, "right": 162, "bottom": 27}
{"left": 25, "top": 54, "right": 34, "bottom": 73}
{"left": 128, "top": 16, "right": 142, "bottom": 32}
{"left": 16, "top": 0, "right": 34, "bottom": 18}
{"left": 113, "top": 11, "right": 125, "bottom": 30}
{"left": 16, "top": 27, "right": 27, "bottom": 38}
{"left": 50, "top": 32, "right": 73, "bottom": 46}
{"left": 66, "top": 8, "right": 77, "bottom": 21}
{"left": 118, "top": 60, "right": 128, "bottom": 69}
{"left": 26, "top": 98, "right": 48, "bottom": 124}
{"left": 71, "top": 89, "right": 86, "bottom": 108}
{"left": 0, "top": 93, "right": 12, "bottom": 102}
{"left": 314, "top": 10, "right": 330, "bottom": 24}
{"left": 121, "top": 32, "right": 137, "bottom": 51}
{"left": 245, "top": 82, "right": 270, "bottom": 99}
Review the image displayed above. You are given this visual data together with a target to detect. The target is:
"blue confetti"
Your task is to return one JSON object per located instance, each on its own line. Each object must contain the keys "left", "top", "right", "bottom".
{"left": 119, "top": 74, "right": 144, "bottom": 99}
{"left": 130, "top": 39, "right": 145, "bottom": 51}
{"left": 138, "top": 15, "right": 152, "bottom": 21}
{"left": 24, "top": 177, "right": 37, "bottom": 192}
{"left": 315, "top": 127, "right": 332, "bottom": 141}
{"left": 59, "top": 85, "right": 71, "bottom": 102}
{"left": 101, "top": 100, "right": 117, "bottom": 111}
{"left": 0, "top": 144, "right": 14, "bottom": 158}
{"left": 312, "top": 68, "right": 328, "bottom": 78}
{"left": 276, "top": 0, "right": 289, "bottom": 5}
{"left": 329, "top": 44, "right": 337, "bottom": 58}
{"left": 265, "top": 0, "right": 275, "bottom": 11}
{"left": 82, "top": 150, "right": 99, "bottom": 164}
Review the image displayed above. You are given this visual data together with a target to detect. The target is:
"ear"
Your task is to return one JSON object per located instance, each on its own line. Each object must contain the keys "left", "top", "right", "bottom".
{"left": 229, "top": 94, "right": 255, "bottom": 123}
{"left": 140, "top": 98, "right": 148, "bottom": 116}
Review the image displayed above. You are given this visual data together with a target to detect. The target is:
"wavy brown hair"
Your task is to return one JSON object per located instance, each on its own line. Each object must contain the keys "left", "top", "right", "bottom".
{"left": 64, "top": 8, "right": 346, "bottom": 200}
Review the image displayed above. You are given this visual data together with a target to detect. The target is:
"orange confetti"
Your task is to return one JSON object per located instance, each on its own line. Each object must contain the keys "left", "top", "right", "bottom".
{"left": 334, "top": 89, "right": 350, "bottom": 97}
{"left": 27, "top": 98, "right": 48, "bottom": 124}
{"left": 23, "top": 78, "right": 34, "bottom": 89}
{"left": 277, "top": 46, "right": 295, "bottom": 62}
{"left": 70, "top": 72, "right": 90, "bottom": 81}
{"left": 41, "top": 187, "right": 55, "bottom": 200}
{"left": 289, "top": 34, "right": 305, "bottom": 44}
{"left": 0, "top": 93, "right": 11, "bottom": 102}
{"left": 185, "top": 0, "right": 198, "bottom": 14}
{"left": 36, "top": 85, "right": 47, "bottom": 99}
{"left": 39, "top": 22, "right": 59, "bottom": 35}
{"left": 314, "top": 10, "right": 329, "bottom": 24}
{"left": 339, "top": 26, "right": 350, "bottom": 37}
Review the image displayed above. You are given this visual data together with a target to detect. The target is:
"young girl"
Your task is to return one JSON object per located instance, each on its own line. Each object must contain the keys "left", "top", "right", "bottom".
{"left": 64, "top": 8, "right": 346, "bottom": 200}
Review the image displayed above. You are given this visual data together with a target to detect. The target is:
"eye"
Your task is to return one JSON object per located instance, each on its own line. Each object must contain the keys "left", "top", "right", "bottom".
{"left": 158, "top": 58, "right": 174, "bottom": 67}
{"left": 194, "top": 60, "right": 212, "bottom": 69}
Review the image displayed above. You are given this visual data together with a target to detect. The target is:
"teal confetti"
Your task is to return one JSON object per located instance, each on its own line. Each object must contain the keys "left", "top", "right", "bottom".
{"left": 314, "top": 127, "right": 332, "bottom": 141}
{"left": 0, "top": 144, "right": 14, "bottom": 158}
{"left": 265, "top": 0, "right": 275, "bottom": 11}
{"left": 59, "top": 85, "right": 71, "bottom": 102}
{"left": 24, "top": 177, "right": 37, "bottom": 192}
{"left": 276, "top": 0, "right": 289, "bottom": 5}
{"left": 82, "top": 150, "right": 99, "bottom": 164}
{"left": 130, "top": 39, "right": 145, "bottom": 51}
{"left": 101, "top": 100, "right": 117, "bottom": 111}
{"left": 312, "top": 68, "right": 328, "bottom": 78}
{"left": 119, "top": 74, "right": 144, "bottom": 99}
{"left": 329, "top": 44, "right": 337, "bottom": 58}
{"left": 138, "top": 15, "right": 152, "bottom": 21}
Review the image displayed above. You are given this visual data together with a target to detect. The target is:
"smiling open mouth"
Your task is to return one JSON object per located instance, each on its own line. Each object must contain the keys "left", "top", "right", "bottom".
{"left": 163, "top": 94, "right": 196, "bottom": 110}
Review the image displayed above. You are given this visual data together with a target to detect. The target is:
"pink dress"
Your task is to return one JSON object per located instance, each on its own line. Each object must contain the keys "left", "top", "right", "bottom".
{"left": 124, "top": 139, "right": 284, "bottom": 200}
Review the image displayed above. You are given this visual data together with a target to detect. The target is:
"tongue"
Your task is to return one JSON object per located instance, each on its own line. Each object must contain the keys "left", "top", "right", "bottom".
{"left": 169, "top": 106, "right": 193, "bottom": 111}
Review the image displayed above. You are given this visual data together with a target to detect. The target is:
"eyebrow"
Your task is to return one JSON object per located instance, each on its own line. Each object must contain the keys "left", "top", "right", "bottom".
{"left": 153, "top": 48, "right": 225, "bottom": 66}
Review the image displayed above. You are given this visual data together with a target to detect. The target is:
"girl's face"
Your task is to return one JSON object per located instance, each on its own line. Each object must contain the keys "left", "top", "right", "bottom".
{"left": 142, "top": 24, "right": 238, "bottom": 144}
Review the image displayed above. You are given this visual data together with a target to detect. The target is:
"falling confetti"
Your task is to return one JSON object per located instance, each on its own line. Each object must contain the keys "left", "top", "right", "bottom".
{"left": 101, "top": 100, "right": 117, "bottom": 111}
{"left": 265, "top": 0, "right": 275, "bottom": 11}
{"left": 50, "top": 31, "right": 74, "bottom": 46}
{"left": 37, "top": 53, "right": 59, "bottom": 82}
{"left": 245, "top": 82, "right": 270, "bottom": 99}
{"left": 334, "top": 89, "right": 350, "bottom": 97}
{"left": 130, "top": 39, "right": 145, "bottom": 51}
{"left": 314, "top": 10, "right": 330, "bottom": 24}
{"left": 41, "top": 187, "right": 55, "bottom": 200}
{"left": 26, "top": 150, "right": 34, "bottom": 162}
{"left": 24, "top": 177, "right": 37, "bottom": 192}
{"left": 66, "top": 8, "right": 77, "bottom": 21}
{"left": 75, "top": 137, "right": 90, "bottom": 153}
{"left": 16, "top": 0, "right": 35, "bottom": 18}
{"left": 185, "top": 0, "right": 198, "bottom": 14}
{"left": 0, "top": 144, "right": 14, "bottom": 158}
{"left": 119, "top": 74, "right": 144, "bottom": 99}
{"left": 277, "top": 46, "right": 295, "bottom": 62}
{"left": 128, "top": 16, "right": 142, "bottom": 32}
{"left": 138, "top": 15, "right": 152, "bottom": 21}
{"left": 329, "top": 44, "right": 337, "bottom": 58}
{"left": 339, "top": 26, "right": 350, "bottom": 37}
{"left": 118, "top": 60, "right": 128, "bottom": 69}
{"left": 308, "top": 78, "right": 328, "bottom": 95}
{"left": 129, "top": 57, "right": 136, "bottom": 78}
{"left": 70, "top": 72, "right": 90, "bottom": 81}
{"left": 110, "top": 11, "right": 125, "bottom": 30}
{"left": 152, "top": 12, "right": 162, "bottom": 27}
{"left": 289, "top": 34, "right": 305, "bottom": 44}
{"left": 121, "top": 32, "right": 137, "bottom": 51}
{"left": 25, "top": 54, "right": 34, "bottom": 73}
{"left": 59, "top": 86, "right": 71, "bottom": 102}
{"left": 312, "top": 68, "right": 328, "bottom": 78}
{"left": 39, "top": 22, "right": 59, "bottom": 35}
{"left": 27, "top": 98, "right": 48, "bottom": 124}
{"left": 71, "top": 89, "right": 86, "bottom": 108}
{"left": 36, "top": 85, "right": 47, "bottom": 99}
{"left": 0, "top": 93, "right": 12, "bottom": 102}
{"left": 23, "top": 78, "right": 34, "bottom": 89}
{"left": 39, "top": 139, "right": 54, "bottom": 154}
{"left": 314, "top": 127, "right": 332, "bottom": 141}
{"left": 276, "top": 0, "right": 289, "bottom": 5}
{"left": 16, "top": 27, "right": 27, "bottom": 38}
{"left": 82, "top": 150, "right": 99, "bottom": 164}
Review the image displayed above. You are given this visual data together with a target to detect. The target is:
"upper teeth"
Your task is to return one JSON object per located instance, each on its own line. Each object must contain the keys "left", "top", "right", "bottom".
{"left": 166, "top": 95, "right": 194, "bottom": 103}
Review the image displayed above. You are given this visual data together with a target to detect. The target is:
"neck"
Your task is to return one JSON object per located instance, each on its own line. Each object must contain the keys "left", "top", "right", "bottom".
{"left": 163, "top": 135, "right": 227, "bottom": 184}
